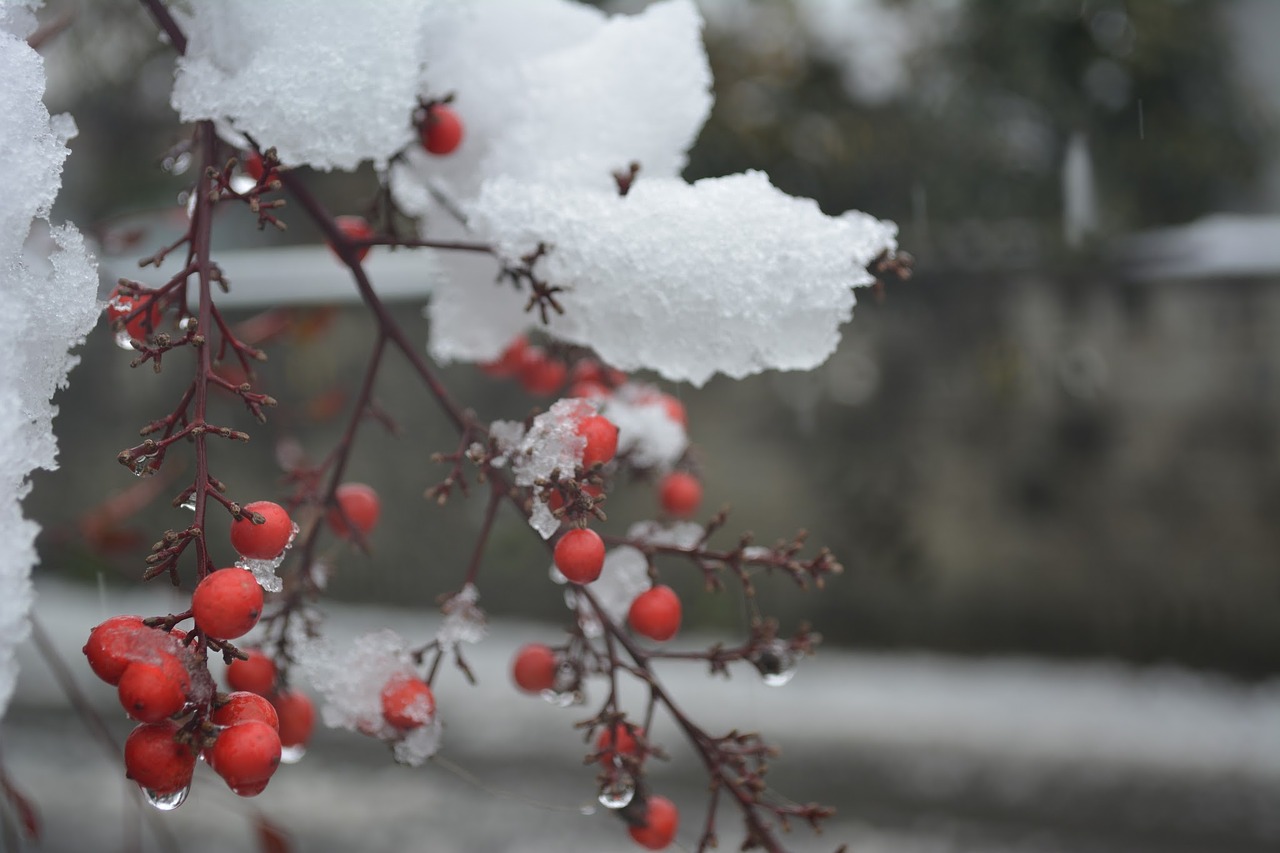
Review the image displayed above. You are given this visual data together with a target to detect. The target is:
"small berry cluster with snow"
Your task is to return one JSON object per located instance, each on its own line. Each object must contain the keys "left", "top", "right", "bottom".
{"left": 6, "top": 0, "right": 906, "bottom": 850}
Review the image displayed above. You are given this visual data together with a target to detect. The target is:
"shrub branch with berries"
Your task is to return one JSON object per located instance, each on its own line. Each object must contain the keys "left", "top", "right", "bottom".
{"left": 7, "top": 1, "right": 911, "bottom": 850}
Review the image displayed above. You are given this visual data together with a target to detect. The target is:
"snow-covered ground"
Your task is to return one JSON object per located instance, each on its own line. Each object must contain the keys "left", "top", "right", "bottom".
{"left": 6, "top": 578, "right": 1279, "bottom": 852}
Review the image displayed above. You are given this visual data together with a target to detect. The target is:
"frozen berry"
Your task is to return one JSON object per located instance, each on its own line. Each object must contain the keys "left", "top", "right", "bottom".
{"left": 192, "top": 568, "right": 264, "bottom": 640}
{"left": 230, "top": 501, "right": 293, "bottom": 560}
{"left": 226, "top": 649, "right": 277, "bottom": 695}
{"left": 105, "top": 285, "right": 162, "bottom": 341}
{"left": 628, "top": 794, "right": 679, "bottom": 850}
{"left": 554, "top": 528, "right": 605, "bottom": 584}
{"left": 326, "top": 482, "right": 381, "bottom": 538}
{"left": 512, "top": 643, "right": 558, "bottom": 694}
{"left": 124, "top": 721, "right": 196, "bottom": 795}
{"left": 628, "top": 585, "right": 682, "bottom": 642}
{"left": 380, "top": 675, "right": 435, "bottom": 730}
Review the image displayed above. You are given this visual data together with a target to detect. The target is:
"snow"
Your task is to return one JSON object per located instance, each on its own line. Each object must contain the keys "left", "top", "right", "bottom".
{"left": 171, "top": 0, "right": 460, "bottom": 171}
{"left": 566, "top": 544, "right": 651, "bottom": 635}
{"left": 295, "top": 628, "right": 441, "bottom": 766}
{"left": 469, "top": 171, "right": 898, "bottom": 385}
{"left": 0, "top": 3, "right": 100, "bottom": 720}
{"left": 599, "top": 383, "right": 688, "bottom": 471}
{"left": 391, "top": 0, "right": 711, "bottom": 211}
{"left": 491, "top": 399, "right": 593, "bottom": 538}
{"left": 435, "top": 584, "right": 487, "bottom": 649}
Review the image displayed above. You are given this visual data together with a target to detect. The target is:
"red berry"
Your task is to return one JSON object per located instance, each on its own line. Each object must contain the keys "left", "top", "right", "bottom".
{"left": 213, "top": 691, "right": 280, "bottom": 730}
{"left": 577, "top": 415, "right": 619, "bottom": 469}
{"left": 480, "top": 336, "right": 528, "bottom": 377}
{"left": 421, "top": 103, "right": 464, "bottom": 155}
{"left": 230, "top": 500, "right": 294, "bottom": 560}
{"left": 547, "top": 483, "right": 604, "bottom": 513}
{"left": 658, "top": 471, "right": 702, "bottom": 519}
{"left": 568, "top": 379, "right": 609, "bottom": 399}
{"left": 333, "top": 215, "right": 374, "bottom": 263}
{"left": 192, "top": 568, "right": 264, "bottom": 640}
{"left": 326, "top": 482, "right": 381, "bottom": 538}
{"left": 511, "top": 643, "right": 558, "bottom": 694}
{"left": 380, "top": 675, "right": 435, "bottom": 730}
{"left": 628, "top": 795, "right": 679, "bottom": 850}
{"left": 83, "top": 615, "right": 147, "bottom": 685}
{"left": 210, "top": 720, "right": 282, "bottom": 795}
{"left": 226, "top": 649, "right": 277, "bottom": 695}
{"left": 105, "top": 285, "right": 162, "bottom": 341}
{"left": 118, "top": 655, "right": 191, "bottom": 723}
{"left": 596, "top": 723, "right": 644, "bottom": 765}
{"left": 628, "top": 585, "right": 682, "bottom": 642}
{"left": 272, "top": 689, "right": 316, "bottom": 749}
{"left": 124, "top": 722, "right": 196, "bottom": 795}
{"left": 659, "top": 394, "right": 686, "bottom": 427}
{"left": 519, "top": 347, "right": 567, "bottom": 396}
{"left": 243, "top": 151, "right": 268, "bottom": 182}
{"left": 554, "top": 528, "right": 605, "bottom": 584}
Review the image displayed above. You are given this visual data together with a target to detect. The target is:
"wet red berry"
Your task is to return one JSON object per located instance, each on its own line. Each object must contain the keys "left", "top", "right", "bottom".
{"left": 83, "top": 615, "right": 147, "bottom": 685}
{"left": 380, "top": 675, "right": 435, "bottom": 730}
{"left": 628, "top": 794, "right": 679, "bottom": 850}
{"left": 512, "top": 643, "right": 558, "bottom": 694}
{"left": 124, "top": 721, "right": 196, "bottom": 795}
{"left": 554, "top": 528, "right": 606, "bottom": 584}
{"left": 226, "top": 649, "right": 277, "bottom": 695}
{"left": 213, "top": 691, "right": 280, "bottom": 730}
{"left": 658, "top": 471, "right": 702, "bottom": 519}
{"left": 326, "top": 482, "right": 381, "bottom": 538}
{"left": 577, "top": 415, "right": 619, "bottom": 469}
{"left": 628, "top": 585, "right": 682, "bottom": 642}
{"left": 230, "top": 501, "right": 293, "bottom": 560}
{"left": 210, "top": 720, "right": 282, "bottom": 795}
{"left": 421, "top": 103, "right": 464, "bottom": 155}
{"left": 118, "top": 654, "right": 191, "bottom": 723}
{"left": 192, "top": 568, "right": 264, "bottom": 640}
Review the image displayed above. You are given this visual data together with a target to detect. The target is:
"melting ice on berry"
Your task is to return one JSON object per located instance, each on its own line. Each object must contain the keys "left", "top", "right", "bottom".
{"left": 491, "top": 399, "right": 591, "bottom": 538}
{"left": 599, "top": 383, "right": 689, "bottom": 471}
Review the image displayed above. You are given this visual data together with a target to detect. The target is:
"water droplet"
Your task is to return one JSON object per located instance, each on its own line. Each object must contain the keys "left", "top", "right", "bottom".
{"left": 114, "top": 329, "right": 137, "bottom": 351}
{"left": 143, "top": 785, "right": 188, "bottom": 811}
{"left": 128, "top": 453, "right": 159, "bottom": 478}
{"left": 229, "top": 174, "right": 256, "bottom": 194}
{"left": 180, "top": 495, "right": 196, "bottom": 511}
{"left": 178, "top": 316, "right": 195, "bottom": 331}
{"left": 540, "top": 688, "right": 578, "bottom": 708}
{"left": 597, "top": 774, "right": 636, "bottom": 809}
{"left": 280, "top": 744, "right": 307, "bottom": 764}
{"left": 751, "top": 640, "right": 800, "bottom": 687}
{"left": 163, "top": 151, "right": 192, "bottom": 175}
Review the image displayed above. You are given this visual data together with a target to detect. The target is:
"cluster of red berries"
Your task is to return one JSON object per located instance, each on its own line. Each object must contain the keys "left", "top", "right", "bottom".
{"left": 226, "top": 649, "right": 316, "bottom": 763}
{"left": 84, "top": 610, "right": 299, "bottom": 800}
{"left": 325, "top": 481, "right": 381, "bottom": 539}
{"left": 481, "top": 337, "right": 630, "bottom": 399}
